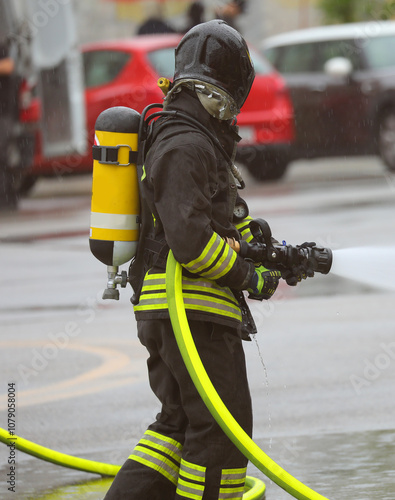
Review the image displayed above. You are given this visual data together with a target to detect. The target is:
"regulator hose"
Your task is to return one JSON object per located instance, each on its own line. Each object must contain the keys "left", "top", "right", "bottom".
{"left": 165, "top": 250, "right": 330, "bottom": 500}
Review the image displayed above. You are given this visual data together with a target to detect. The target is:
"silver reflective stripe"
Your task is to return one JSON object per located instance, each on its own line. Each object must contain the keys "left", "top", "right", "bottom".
{"left": 183, "top": 296, "right": 242, "bottom": 320}
{"left": 235, "top": 217, "right": 254, "bottom": 243}
{"left": 218, "top": 467, "right": 246, "bottom": 499}
{"left": 218, "top": 489, "right": 245, "bottom": 499}
{"left": 176, "top": 477, "right": 205, "bottom": 499}
{"left": 197, "top": 242, "right": 236, "bottom": 280}
{"left": 176, "top": 459, "right": 206, "bottom": 499}
{"left": 130, "top": 446, "right": 179, "bottom": 485}
{"left": 184, "top": 233, "right": 219, "bottom": 274}
{"left": 90, "top": 212, "right": 139, "bottom": 230}
{"left": 134, "top": 273, "right": 242, "bottom": 321}
{"left": 179, "top": 459, "right": 206, "bottom": 480}
{"left": 129, "top": 430, "right": 183, "bottom": 486}
{"left": 140, "top": 275, "right": 166, "bottom": 287}
{"left": 183, "top": 234, "right": 237, "bottom": 281}
{"left": 142, "top": 430, "right": 182, "bottom": 464}
{"left": 221, "top": 471, "right": 246, "bottom": 481}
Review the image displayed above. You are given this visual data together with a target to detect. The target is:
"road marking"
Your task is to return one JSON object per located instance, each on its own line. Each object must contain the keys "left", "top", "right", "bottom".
{"left": 0, "top": 342, "right": 144, "bottom": 410}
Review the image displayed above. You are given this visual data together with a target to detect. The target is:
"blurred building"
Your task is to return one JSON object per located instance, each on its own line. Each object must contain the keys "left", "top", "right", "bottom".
{"left": 262, "top": 0, "right": 323, "bottom": 37}
{"left": 73, "top": 0, "right": 323, "bottom": 46}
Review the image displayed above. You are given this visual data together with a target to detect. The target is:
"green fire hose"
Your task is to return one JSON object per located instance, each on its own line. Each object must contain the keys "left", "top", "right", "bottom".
{"left": 0, "top": 429, "right": 264, "bottom": 499}
{"left": 0, "top": 251, "right": 329, "bottom": 499}
{"left": 165, "top": 251, "right": 329, "bottom": 500}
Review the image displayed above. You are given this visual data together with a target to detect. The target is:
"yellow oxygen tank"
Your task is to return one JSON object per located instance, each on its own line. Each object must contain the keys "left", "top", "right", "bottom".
{"left": 90, "top": 106, "right": 141, "bottom": 300}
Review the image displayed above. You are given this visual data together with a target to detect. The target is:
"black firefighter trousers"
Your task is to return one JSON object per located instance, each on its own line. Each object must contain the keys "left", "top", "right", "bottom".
{"left": 104, "top": 318, "right": 253, "bottom": 500}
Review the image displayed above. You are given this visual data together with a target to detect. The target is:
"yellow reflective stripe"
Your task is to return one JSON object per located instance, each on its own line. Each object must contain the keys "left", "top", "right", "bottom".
{"left": 235, "top": 216, "right": 254, "bottom": 242}
{"left": 182, "top": 283, "right": 237, "bottom": 302}
{"left": 183, "top": 295, "right": 242, "bottom": 320}
{"left": 136, "top": 292, "right": 167, "bottom": 302}
{"left": 176, "top": 459, "right": 206, "bottom": 500}
{"left": 140, "top": 275, "right": 239, "bottom": 305}
{"left": 240, "top": 228, "right": 254, "bottom": 242}
{"left": 176, "top": 478, "right": 204, "bottom": 499}
{"left": 218, "top": 487, "right": 244, "bottom": 499}
{"left": 130, "top": 445, "right": 180, "bottom": 485}
{"left": 182, "top": 233, "right": 237, "bottom": 279}
{"left": 144, "top": 273, "right": 166, "bottom": 282}
{"left": 180, "top": 469, "right": 205, "bottom": 482}
{"left": 134, "top": 272, "right": 242, "bottom": 321}
{"left": 200, "top": 247, "right": 236, "bottom": 280}
{"left": 139, "top": 438, "right": 182, "bottom": 465}
{"left": 134, "top": 303, "right": 168, "bottom": 311}
{"left": 138, "top": 286, "right": 164, "bottom": 292}
{"left": 135, "top": 292, "right": 242, "bottom": 319}
{"left": 130, "top": 454, "right": 177, "bottom": 485}
{"left": 145, "top": 430, "right": 183, "bottom": 451}
{"left": 184, "top": 303, "right": 241, "bottom": 321}
{"left": 235, "top": 216, "right": 252, "bottom": 226}
{"left": 183, "top": 291, "right": 239, "bottom": 310}
{"left": 135, "top": 303, "right": 241, "bottom": 321}
{"left": 221, "top": 467, "right": 247, "bottom": 481}
{"left": 180, "top": 458, "right": 206, "bottom": 477}
{"left": 221, "top": 477, "right": 246, "bottom": 485}
{"left": 194, "top": 241, "right": 224, "bottom": 276}
{"left": 185, "top": 233, "right": 218, "bottom": 273}
{"left": 140, "top": 275, "right": 166, "bottom": 288}
{"left": 218, "top": 466, "right": 246, "bottom": 498}
{"left": 183, "top": 286, "right": 240, "bottom": 311}
{"left": 138, "top": 286, "right": 239, "bottom": 308}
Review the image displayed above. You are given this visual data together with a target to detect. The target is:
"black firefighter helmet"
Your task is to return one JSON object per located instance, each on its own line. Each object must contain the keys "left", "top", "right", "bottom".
{"left": 173, "top": 19, "right": 255, "bottom": 112}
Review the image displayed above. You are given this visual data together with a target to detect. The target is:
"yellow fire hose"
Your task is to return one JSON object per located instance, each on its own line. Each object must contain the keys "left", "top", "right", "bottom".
{"left": 0, "top": 428, "right": 264, "bottom": 499}
{"left": 0, "top": 251, "right": 329, "bottom": 499}
{"left": 0, "top": 255, "right": 266, "bottom": 498}
{"left": 165, "top": 251, "right": 330, "bottom": 500}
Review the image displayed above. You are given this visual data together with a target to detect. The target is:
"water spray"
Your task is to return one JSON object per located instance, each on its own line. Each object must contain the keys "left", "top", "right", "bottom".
{"left": 330, "top": 247, "right": 395, "bottom": 292}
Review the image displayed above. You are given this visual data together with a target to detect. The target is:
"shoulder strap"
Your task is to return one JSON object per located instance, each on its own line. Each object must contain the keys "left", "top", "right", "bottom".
{"left": 129, "top": 103, "right": 245, "bottom": 304}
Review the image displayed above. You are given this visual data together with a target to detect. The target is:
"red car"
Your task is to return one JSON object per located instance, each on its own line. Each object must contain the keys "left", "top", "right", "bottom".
{"left": 30, "top": 34, "right": 294, "bottom": 186}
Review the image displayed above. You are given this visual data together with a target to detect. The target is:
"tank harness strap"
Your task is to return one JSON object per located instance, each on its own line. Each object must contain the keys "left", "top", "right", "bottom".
{"left": 145, "top": 237, "right": 170, "bottom": 268}
{"left": 92, "top": 144, "right": 138, "bottom": 166}
{"left": 131, "top": 104, "right": 242, "bottom": 306}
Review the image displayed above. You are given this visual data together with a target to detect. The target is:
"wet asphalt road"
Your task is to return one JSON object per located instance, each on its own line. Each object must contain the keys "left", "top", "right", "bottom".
{"left": 0, "top": 156, "right": 395, "bottom": 500}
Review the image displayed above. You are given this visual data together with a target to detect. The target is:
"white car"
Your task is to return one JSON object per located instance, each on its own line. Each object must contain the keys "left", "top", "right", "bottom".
{"left": 262, "top": 21, "right": 395, "bottom": 172}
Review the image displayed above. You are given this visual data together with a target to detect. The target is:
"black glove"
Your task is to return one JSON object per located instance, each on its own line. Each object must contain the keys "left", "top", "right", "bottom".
{"left": 247, "top": 265, "right": 281, "bottom": 300}
{"left": 281, "top": 242, "right": 315, "bottom": 286}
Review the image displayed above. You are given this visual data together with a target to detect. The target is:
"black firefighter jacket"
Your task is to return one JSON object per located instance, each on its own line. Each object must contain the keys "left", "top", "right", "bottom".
{"left": 133, "top": 89, "right": 256, "bottom": 332}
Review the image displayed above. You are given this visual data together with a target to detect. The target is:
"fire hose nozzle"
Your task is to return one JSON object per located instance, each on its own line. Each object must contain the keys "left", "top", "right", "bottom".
{"left": 224, "top": 219, "right": 333, "bottom": 277}
{"left": 308, "top": 246, "right": 332, "bottom": 275}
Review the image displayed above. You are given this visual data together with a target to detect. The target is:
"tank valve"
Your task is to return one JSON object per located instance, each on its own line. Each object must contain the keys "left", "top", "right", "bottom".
{"left": 102, "top": 266, "right": 129, "bottom": 300}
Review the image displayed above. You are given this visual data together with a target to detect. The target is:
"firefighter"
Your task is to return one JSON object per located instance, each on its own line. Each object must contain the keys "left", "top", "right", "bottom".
{"left": 104, "top": 20, "right": 281, "bottom": 500}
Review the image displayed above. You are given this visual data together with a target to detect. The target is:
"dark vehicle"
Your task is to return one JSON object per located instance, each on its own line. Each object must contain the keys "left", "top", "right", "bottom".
{"left": 0, "top": 0, "right": 37, "bottom": 209}
{"left": 30, "top": 35, "right": 294, "bottom": 184}
{"left": 262, "top": 21, "right": 395, "bottom": 173}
